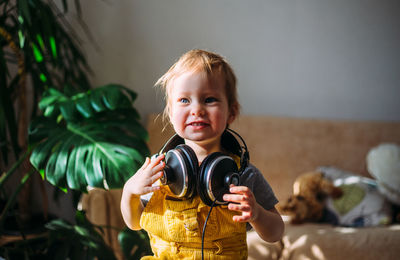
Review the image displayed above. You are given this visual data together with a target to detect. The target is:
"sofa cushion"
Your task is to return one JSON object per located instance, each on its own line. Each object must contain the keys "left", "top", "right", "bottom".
{"left": 247, "top": 230, "right": 283, "bottom": 260}
{"left": 280, "top": 223, "right": 400, "bottom": 260}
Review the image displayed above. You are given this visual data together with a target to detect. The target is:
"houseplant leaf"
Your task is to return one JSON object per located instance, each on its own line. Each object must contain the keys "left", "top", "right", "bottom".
{"left": 29, "top": 85, "right": 149, "bottom": 191}
{"left": 118, "top": 227, "right": 152, "bottom": 260}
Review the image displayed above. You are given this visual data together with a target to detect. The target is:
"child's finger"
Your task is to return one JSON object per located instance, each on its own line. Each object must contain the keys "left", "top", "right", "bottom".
{"left": 229, "top": 185, "right": 250, "bottom": 194}
{"left": 232, "top": 215, "right": 249, "bottom": 222}
{"left": 140, "top": 157, "right": 151, "bottom": 170}
{"left": 151, "top": 161, "right": 165, "bottom": 176}
{"left": 223, "top": 193, "right": 247, "bottom": 203}
{"left": 150, "top": 171, "right": 164, "bottom": 184}
{"left": 228, "top": 202, "right": 250, "bottom": 212}
{"left": 145, "top": 185, "right": 161, "bottom": 193}
{"left": 149, "top": 154, "right": 165, "bottom": 167}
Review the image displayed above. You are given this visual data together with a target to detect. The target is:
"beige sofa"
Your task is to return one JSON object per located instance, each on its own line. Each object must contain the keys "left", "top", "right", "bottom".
{"left": 82, "top": 114, "right": 400, "bottom": 259}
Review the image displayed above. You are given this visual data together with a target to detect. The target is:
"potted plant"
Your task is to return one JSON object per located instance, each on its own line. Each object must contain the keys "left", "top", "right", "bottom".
{"left": 1, "top": 0, "right": 151, "bottom": 258}
{"left": 1, "top": 0, "right": 91, "bottom": 236}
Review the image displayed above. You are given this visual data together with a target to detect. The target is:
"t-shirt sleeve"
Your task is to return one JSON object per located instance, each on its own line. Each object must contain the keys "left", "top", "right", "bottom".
{"left": 241, "top": 163, "right": 279, "bottom": 210}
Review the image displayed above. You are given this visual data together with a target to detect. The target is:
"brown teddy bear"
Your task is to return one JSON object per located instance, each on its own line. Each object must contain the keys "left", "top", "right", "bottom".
{"left": 279, "top": 171, "right": 343, "bottom": 224}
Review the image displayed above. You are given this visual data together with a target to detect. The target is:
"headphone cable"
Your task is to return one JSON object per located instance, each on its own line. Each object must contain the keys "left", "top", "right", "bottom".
{"left": 201, "top": 198, "right": 218, "bottom": 260}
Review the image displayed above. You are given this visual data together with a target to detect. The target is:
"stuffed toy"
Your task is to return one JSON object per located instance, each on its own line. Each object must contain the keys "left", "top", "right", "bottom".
{"left": 318, "top": 166, "right": 393, "bottom": 227}
{"left": 280, "top": 166, "right": 395, "bottom": 227}
{"left": 279, "top": 171, "right": 343, "bottom": 224}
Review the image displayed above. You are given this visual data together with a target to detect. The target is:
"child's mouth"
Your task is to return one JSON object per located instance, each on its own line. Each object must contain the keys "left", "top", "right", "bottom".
{"left": 188, "top": 122, "right": 209, "bottom": 128}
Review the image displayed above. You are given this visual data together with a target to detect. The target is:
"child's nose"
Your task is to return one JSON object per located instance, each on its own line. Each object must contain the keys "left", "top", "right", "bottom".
{"left": 191, "top": 103, "right": 205, "bottom": 116}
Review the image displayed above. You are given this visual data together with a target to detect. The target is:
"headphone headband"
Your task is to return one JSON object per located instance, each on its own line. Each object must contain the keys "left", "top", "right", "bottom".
{"left": 221, "top": 129, "right": 249, "bottom": 173}
{"left": 160, "top": 134, "right": 185, "bottom": 154}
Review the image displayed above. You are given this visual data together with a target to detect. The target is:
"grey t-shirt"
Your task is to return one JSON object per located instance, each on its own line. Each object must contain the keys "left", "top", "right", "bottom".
{"left": 239, "top": 163, "right": 278, "bottom": 210}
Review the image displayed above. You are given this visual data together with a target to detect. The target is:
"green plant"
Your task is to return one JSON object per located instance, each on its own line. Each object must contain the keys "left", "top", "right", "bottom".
{"left": 1, "top": 0, "right": 91, "bottom": 165}
{"left": 45, "top": 210, "right": 119, "bottom": 260}
{"left": 1, "top": 84, "right": 152, "bottom": 258}
{"left": 1, "top": 0, "right": 91, "bottom": 229}
{"left": 29, "top": 84, "right": 149, "bottom": 191}
{"left": 1, "top": 0, "right": 151, "bottom": 258}
{"left": 1, "top": 210, "right": 118, "bottom": 259}
{"left": 119, "top": 227, "right": 152, "bottom": 260}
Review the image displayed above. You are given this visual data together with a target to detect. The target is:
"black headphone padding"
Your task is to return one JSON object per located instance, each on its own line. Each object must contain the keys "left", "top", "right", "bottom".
{"left": 198, "top": 152, "right": 239, "bottom": 206}
{"left": 162, "top": 144, "right": 198, "bottom": 198}
{"left": 176, "top": 144, "right": 198, "bottom": 198}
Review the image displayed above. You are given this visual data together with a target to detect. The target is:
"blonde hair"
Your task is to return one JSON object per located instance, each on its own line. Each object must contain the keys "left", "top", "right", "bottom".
{"left": 155, "top": 49, "right": 240, "bottom": 123}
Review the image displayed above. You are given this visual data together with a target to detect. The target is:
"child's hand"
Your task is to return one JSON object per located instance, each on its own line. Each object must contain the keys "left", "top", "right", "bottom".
{"left": 222, "top": 185, "right": 260, "bottom": 222}
{"left": 123, "top": 154, "right": 165, "bottom": 196}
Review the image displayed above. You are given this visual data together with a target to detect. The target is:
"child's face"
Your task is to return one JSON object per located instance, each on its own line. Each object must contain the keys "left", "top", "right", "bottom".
{"left": 168, "top": 71, "right": 234, "bottom": 146}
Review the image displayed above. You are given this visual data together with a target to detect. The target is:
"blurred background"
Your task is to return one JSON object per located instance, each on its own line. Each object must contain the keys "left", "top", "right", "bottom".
{"left": 70, "top": 0, "right": 400, "bottom": 123}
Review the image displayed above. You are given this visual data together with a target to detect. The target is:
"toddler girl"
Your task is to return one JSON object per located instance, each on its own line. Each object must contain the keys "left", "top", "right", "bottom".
{"left": 121, "top": 49, "right": 284, "bottom": 259}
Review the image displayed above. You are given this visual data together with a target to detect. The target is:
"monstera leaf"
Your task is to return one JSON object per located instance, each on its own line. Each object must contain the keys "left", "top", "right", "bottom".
{"left": 28, "top": 84, "right": 149, "bottom": 191}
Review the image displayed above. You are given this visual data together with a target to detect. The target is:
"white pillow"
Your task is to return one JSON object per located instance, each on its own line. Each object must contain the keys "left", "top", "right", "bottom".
{"left": 367, "top": 143, "right": 400, "bottom": 205}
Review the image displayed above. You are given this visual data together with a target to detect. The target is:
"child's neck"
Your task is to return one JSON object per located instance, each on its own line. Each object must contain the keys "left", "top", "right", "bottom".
{"left": 185, "top": 138, "right": 222, "bottom": 164}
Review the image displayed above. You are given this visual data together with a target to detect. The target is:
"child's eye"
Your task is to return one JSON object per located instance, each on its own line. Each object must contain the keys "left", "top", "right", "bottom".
{"left": 179, "top": 98, "right": 189, "bottom": 104}
{"left": 205, "top": 97, "right": 217, "bottom": 103}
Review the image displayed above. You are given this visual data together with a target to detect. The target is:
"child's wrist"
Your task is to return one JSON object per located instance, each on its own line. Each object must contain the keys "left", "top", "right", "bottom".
{"left": 250, "top": 203, "right": 262, "bottom": 223}
{"left": 122, "top": 186, "right": 139, "bottom": 200}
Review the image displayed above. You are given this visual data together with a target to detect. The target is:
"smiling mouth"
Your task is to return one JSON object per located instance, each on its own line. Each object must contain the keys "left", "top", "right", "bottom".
{"left": 188, "top": 122, "right": 209, "bottom": 127}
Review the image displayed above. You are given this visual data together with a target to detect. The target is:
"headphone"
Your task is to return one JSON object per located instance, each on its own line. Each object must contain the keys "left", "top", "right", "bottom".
{"left": 158, "top": 128, "right": 249, "bottom": 206}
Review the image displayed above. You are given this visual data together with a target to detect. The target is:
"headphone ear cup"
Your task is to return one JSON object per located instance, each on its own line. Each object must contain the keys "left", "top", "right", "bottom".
{"left": 176, "top": 144, "right": 198, "bottom": 198}
{"left": 163, "top": 144, "right": 198, "bottom": 199}
{"left": 198, "top": 153, "right": 239, "bottom": 206}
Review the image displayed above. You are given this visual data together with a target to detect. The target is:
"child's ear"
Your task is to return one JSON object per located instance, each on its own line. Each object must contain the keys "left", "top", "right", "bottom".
{"left": 227, "top": 106, "right": 238, "bottom": 124}
{"left": 228, "top": 114, "right": 236, "bottom": 125}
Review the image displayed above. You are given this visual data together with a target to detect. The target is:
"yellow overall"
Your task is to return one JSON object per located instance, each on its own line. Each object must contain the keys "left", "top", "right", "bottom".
{"left": 140, "top": 186, "right": 248, "bottom": 259}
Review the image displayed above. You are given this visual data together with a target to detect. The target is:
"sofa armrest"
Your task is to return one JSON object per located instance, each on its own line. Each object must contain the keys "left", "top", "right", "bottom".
{"left": 81, "top": 188, "right": 125, "bottom": 260}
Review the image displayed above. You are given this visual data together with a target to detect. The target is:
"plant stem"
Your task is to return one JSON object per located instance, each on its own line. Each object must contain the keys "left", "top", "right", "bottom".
{"left": 0, "top": 168, "right": 35, "bottom": 233}
{"left": 0, "top": 147, "right": 31, "bottom": 191}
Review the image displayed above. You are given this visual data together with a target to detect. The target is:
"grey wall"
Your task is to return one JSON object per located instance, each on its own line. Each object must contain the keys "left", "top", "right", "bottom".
{"left": 71, "top": 0, "right": 400, "bottom": 122}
